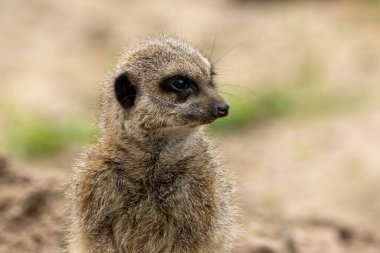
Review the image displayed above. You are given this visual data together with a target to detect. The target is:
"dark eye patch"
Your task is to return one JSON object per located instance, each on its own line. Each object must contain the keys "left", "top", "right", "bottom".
{"left": 160, "top": 75, "right": 198, "bottom": 101}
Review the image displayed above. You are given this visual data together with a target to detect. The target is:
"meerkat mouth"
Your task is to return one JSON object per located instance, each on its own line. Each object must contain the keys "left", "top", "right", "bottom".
{"left": 198, "top": 117, "right": 217, "bottom": 125}
{"left": 182, "top": 113, "right": 219, "bottom": 126}
{"left": 156, "top": 118, "right": 215, "bottom": 133}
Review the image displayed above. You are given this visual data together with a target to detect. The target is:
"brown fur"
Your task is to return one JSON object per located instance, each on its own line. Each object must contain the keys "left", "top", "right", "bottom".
{"left": 68, "top": 37, "right": 238, "bottom": 253}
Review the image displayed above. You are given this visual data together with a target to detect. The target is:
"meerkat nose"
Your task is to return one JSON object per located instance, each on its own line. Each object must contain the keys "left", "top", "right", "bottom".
{"left": 214, "top": 101, "right": 230, "bottom": 118}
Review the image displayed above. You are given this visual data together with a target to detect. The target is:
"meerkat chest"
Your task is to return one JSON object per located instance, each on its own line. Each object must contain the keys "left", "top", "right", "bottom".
{"left": 116, "top": 152, "right": 218, "bottom": 212}
{"left": 148, "top": 155, "right": 215, "bottom": 197}
{"left": 145, "top": 158, "right": 219, "bottom": 227}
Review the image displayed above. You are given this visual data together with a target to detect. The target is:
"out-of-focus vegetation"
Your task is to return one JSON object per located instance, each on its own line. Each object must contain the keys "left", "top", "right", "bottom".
{"left": 210, "top": 84, "right": 369, "bottom": 132}
{"left": 210, "top": 56, "right": 378, "bottom": 132}
{"left": 368, "top": 0, "right": 380, "bottom": 4}
{"left": 2, "top": 108, "right": 97, "bottom": 159}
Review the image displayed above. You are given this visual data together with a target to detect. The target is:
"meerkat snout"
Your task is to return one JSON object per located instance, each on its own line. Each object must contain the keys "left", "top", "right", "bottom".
{"left": 214, "top": 100, "right": 230, "bottom": 118}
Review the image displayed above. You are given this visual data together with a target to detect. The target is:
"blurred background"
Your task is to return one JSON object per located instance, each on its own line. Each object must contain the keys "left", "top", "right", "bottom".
{"left": 1, "top": 0, "right": 380, "bottom": 252}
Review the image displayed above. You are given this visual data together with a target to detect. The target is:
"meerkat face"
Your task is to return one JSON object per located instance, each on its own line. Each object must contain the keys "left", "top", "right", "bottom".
{"left": 114, "top": 38, "right": 229, "bottom": 132}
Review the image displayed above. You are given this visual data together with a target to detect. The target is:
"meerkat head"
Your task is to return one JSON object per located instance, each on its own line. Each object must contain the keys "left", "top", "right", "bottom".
{"left": 105, "top": 38, "right": 229, "bottom": 137}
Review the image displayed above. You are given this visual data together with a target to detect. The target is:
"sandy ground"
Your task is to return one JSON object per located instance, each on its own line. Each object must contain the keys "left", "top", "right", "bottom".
{"left": 0, "top": 156, "right": 65, "bottom": 253}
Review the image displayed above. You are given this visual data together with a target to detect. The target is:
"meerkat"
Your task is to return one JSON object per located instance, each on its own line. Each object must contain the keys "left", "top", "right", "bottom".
{"left": 68, "top": 37, "right": 238, "bottom": 253}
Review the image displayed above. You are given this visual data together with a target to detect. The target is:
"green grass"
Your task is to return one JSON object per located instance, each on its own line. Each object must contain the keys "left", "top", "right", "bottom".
{"left": 210, "top": 86, "right": 293, "bottom": 132}
{"left": 367, "top": 0, "right": 380, "bottom": 5}
{"left": 209, "top": 84, "right": 368, "bottom": 133}
{"left": 208, "top": 53, "right": 373, "bottom": 133}
{"left": 3, "top": 112, "right": 98, "bottom": 159}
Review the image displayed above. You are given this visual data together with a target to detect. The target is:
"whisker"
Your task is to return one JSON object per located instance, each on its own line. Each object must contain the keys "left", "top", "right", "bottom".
{"left": 212, "top": 67, "right": 234, "bottom": 74}
{"left": 205, "top": 124, "right": 218, "bottom": 136}
{"left": 209, "top": 32, "right": 217, "bottom": 60}
{"left": 218, "top": 83, "right": 255, "bottom": 94}
{"left": 219, "top": 91, "right": 242, "bottom": 101}
{"left": 213, "top": 41, "right": 244, "bottom": 65}
{"left": 219, "top": 91, "right": 243, "bottom": 107}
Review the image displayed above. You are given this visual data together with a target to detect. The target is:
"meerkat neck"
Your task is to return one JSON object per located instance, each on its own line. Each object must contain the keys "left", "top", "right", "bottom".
{"left": 102, "top": 125, "right": 204, "bottom": 157}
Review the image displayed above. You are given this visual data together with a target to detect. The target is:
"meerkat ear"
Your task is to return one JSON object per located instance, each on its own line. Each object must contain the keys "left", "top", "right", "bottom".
{"left": 114, "top": 72, "right": 138, "bottom": 109}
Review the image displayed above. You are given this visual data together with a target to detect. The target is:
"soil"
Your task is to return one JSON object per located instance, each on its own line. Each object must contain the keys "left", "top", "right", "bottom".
{"left": 0, "top": 156, "right": 66, "bottom": 253}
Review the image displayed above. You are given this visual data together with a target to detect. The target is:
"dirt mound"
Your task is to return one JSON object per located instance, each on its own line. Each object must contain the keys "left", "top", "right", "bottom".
{"left": 0, "top": 156, "right": 67, "bottom": 253}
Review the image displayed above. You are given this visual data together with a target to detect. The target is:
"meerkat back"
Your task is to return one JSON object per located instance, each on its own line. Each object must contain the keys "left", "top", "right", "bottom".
{"left": 68, "top": 38, "right": 238, "bottom": 253}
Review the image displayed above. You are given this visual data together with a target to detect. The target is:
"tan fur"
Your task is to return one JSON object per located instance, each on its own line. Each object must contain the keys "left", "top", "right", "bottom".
{"left": 68, "top": 37, "right": 238, "bottom": 253}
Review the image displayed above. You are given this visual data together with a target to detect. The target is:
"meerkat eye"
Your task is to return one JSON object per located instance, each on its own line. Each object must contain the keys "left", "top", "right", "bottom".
{"left": 171, "top": 77, "right": 189, "bottom": 91}
{"left": 161, "top": 75, "right": 198, "bottom": 101}
{"left": 161, "top": 76, "right": 196, "bottom": 93}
